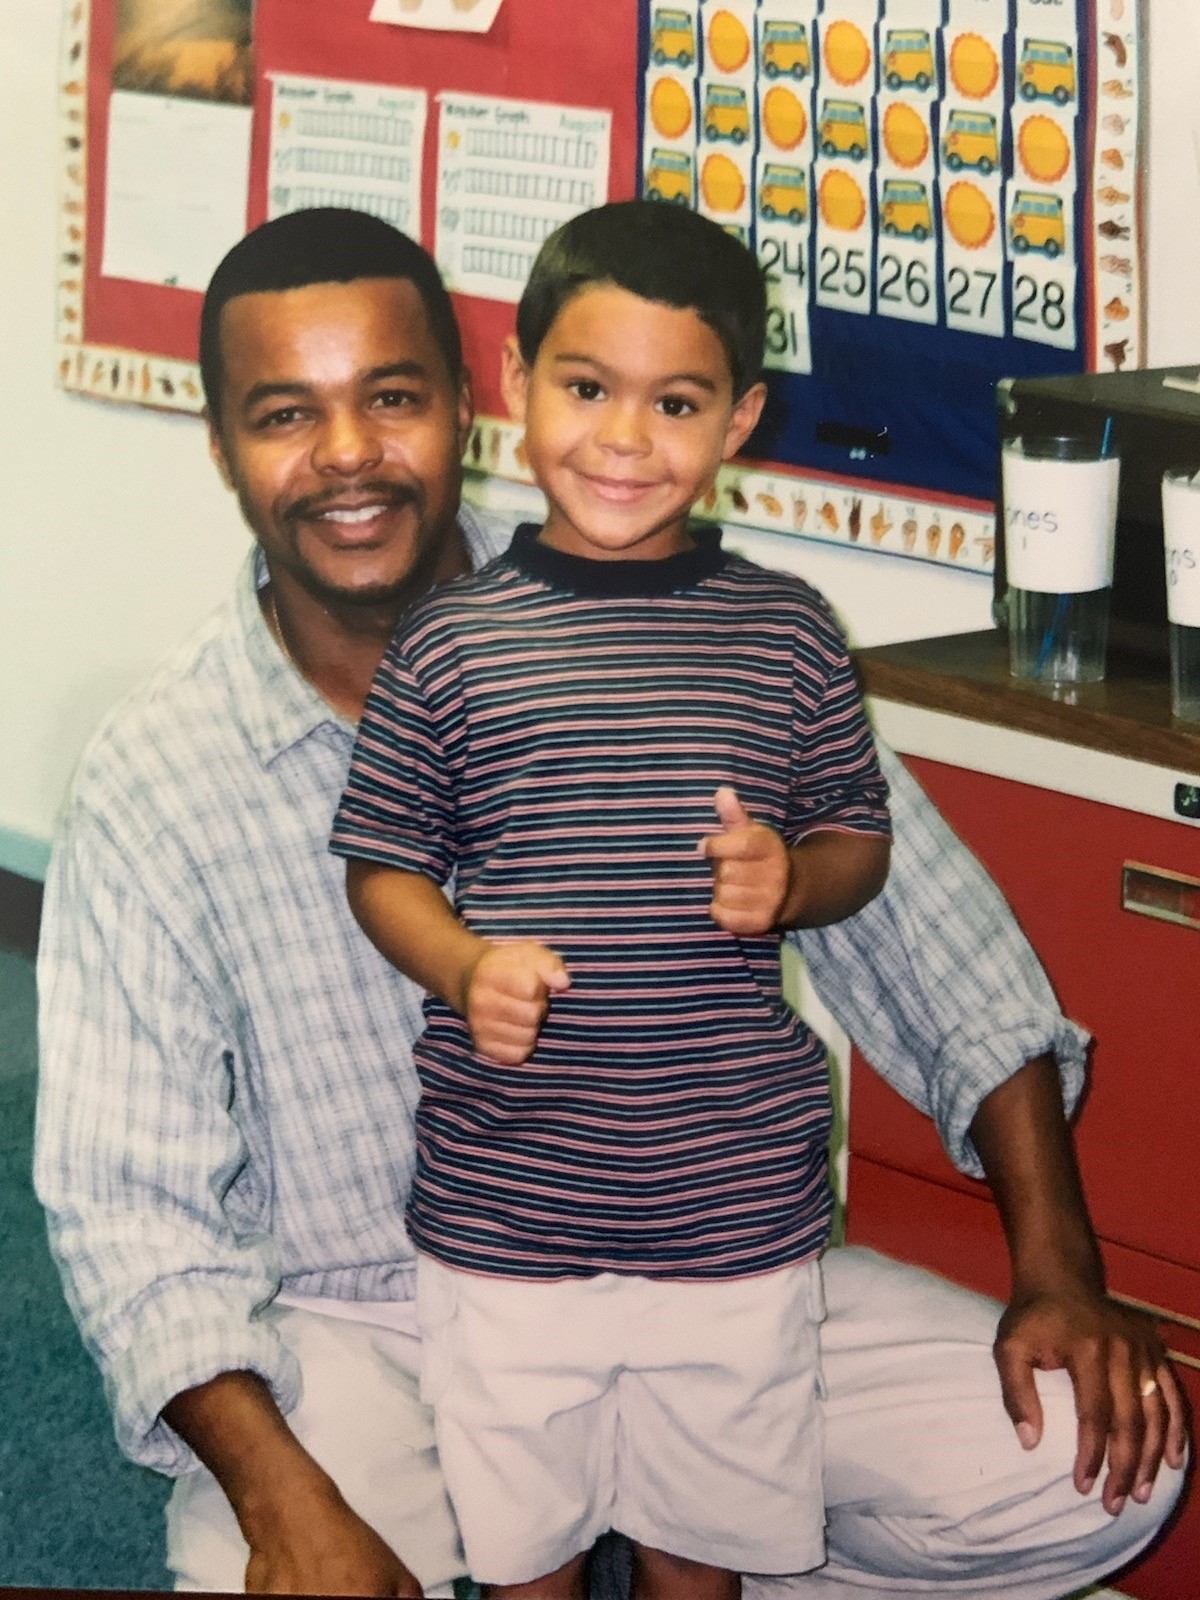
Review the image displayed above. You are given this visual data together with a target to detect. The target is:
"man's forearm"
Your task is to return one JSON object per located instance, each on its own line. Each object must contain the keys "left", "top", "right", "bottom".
{"left": 163, "top": 1371, "right": 425, "bottom": 1594}
{"left": 781, "top": 830, "right": 891, "bottom": 930}
{"left": 968, "top": 1052, "right": 1103, "bottom": 1293}
{"left": 163, "top": 1371, "right": 339, "bottom": 1540}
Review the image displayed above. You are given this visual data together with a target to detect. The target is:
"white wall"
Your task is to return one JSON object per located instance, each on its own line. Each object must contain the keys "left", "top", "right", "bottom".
{"left": 3, "top": 0, "right": 1198, "bottom": 871}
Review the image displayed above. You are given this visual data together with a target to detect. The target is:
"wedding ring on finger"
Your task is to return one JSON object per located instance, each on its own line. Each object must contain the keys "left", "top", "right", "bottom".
{"left": 1139, "top": 1374, "right": 1160, "bottom": 1400}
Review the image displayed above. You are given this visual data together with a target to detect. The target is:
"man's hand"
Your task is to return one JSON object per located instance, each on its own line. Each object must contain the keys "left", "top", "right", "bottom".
{"left": 970, "top": 1056, "right": 1189, "bottom": 1516}
{"left": 995, "top": 1283, "right": 1188, "bottom": 1516}
{"left": 465, "top": 940, "right": 571, "bottom": 1063}
{"left": 699, "top": 786, "right": 791, "bottom": 935}
{"left": 241, "top": 1471, "right": 424, "bottom": 1595}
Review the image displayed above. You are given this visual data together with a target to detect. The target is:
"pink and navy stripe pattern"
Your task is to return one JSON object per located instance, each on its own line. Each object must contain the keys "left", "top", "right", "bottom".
{"left": 332, "top": 526, "right": 890, "bottom": 1280}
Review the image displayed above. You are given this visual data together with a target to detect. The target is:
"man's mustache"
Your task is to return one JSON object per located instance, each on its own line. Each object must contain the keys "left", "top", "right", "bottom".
{"left": 282, "top": 479, "right": 423, "bottom": 522}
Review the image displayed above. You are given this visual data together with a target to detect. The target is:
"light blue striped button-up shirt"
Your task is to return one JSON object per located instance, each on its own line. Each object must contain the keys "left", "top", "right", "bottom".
{"left": 35, "top": 507, "right": 1086, "bottom": 1473}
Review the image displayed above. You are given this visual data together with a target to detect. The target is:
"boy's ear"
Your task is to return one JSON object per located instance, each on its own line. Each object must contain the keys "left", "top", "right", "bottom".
{"left": 499, "top": 334, "right": 530, "bottom": 424}
{"left": 721, "top": 381, "right": 768, "bottom": 461}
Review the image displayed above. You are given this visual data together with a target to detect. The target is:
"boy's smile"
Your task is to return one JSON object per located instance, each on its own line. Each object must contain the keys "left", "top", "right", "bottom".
{"left": 501, "top": 284, "right": 766, "bottom": 561}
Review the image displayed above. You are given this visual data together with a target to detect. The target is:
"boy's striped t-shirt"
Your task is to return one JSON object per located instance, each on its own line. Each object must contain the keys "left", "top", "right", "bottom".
{"left": 331, "top": 526, "right": 891, "bottom": 1280}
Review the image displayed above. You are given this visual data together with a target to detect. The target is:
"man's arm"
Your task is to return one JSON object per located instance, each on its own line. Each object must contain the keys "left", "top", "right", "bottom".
{"left": 162, "top": 1374, "right": 422, "bottom": 1596}
{"left": 792, "top": 741, "right": 1184, "bottom": 1499}
{"left": 35, "top": 812, "right": 421, "bottom": 1594}
{"left": 971, "top": 1055, "right": 1188, "bottom": 1514}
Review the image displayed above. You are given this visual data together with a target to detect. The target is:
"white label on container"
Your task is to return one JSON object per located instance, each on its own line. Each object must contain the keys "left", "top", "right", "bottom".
{"left": 1163, "top": 476, "right": 1200, "bottom": 627}
{"left": 1002, "top": 447, "right": 1118, "bottom": 593}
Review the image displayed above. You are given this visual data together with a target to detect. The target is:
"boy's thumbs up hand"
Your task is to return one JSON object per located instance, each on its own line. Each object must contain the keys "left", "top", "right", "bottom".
{"left": 465, "top": 941, "right": 571, "bottom": 1064}
{"left": 699, "top": 785, "right": 793, "bottom": 936}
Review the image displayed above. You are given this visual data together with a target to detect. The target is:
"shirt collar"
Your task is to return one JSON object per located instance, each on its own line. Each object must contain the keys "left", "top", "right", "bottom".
{"left": 236, "top": 503, "right": 505, "bottom": 766}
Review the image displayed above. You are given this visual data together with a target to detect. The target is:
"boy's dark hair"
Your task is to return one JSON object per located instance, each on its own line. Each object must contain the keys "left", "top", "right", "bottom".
{"left": 200, "top": 207, "right": 463, "bottom": 426}
{"left": 515, "top": 200, "right": 767, "bottom": 397}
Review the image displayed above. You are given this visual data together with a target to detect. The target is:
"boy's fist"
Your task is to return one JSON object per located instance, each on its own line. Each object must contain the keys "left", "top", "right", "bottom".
{"left": 465, "top": 941, "right": 571, "bottom": 1064}
{"left": 699, "top": 786, "right": 792, "bottom": 936}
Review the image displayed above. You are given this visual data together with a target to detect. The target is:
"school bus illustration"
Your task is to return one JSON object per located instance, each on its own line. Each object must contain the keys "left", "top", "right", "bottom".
{"left": 1009, "top": 190, "right": 1065, "bottom": 256}
{"left": 703, "top": 83, "right": 751, "bottom": 144}
{"left": 1019, "top": 39, "right": 1076, "bottom": 105}
{"left": 645, "top": 147, "right": 693, "bottom": 205}
{"left": 819, "top": 99, "right": 869, "bottom": 161}
{"left": 651, "top": 7, "right": 696, "bottom": 68}
{"left": 942, "top": 109, "right": 999, "bottom": 174}
{"left": 881, "top": 178, "right": 932, "bottom": 240}
{"left": 883, "top": 28, "right": 935, "bottom": 91}
{"left": 760, "top": 19, "right": 811, "bottom": 80}
{"left": 759, "top": 164, "right": 808, "bottom": 223}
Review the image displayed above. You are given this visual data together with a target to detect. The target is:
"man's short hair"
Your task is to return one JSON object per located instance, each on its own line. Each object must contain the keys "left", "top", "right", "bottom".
{"left": 200, "top": 207, "right": 463, "bottom": 425}
{"left": 515, "top": 199, "right": 767, "bottom": 398}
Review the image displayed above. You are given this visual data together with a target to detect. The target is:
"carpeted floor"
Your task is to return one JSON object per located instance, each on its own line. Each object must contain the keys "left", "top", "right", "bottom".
{"left": 0, "top": 935, "right": 171, "bottom": 1588}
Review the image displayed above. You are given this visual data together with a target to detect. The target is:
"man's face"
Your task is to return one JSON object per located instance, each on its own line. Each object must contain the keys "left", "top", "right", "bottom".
{"left": 209, "top": 277, "right": 472, "bottom": 609}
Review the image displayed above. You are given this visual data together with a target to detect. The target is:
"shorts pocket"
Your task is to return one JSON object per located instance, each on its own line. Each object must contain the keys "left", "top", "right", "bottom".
{"left": 808, "top": 1257, "right": 829, "bottom": 1401}
{"left": 415, "top": 1254, "right": 460, "bottom": 1408}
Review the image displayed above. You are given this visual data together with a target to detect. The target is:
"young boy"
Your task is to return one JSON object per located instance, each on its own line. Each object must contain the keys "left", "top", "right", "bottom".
{"left": 330, "top": 200, "right": 891, "bottom": 1599}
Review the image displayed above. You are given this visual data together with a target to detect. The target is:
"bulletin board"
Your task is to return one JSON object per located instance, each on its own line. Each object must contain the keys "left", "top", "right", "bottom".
{"left": 56, "top": 0, "right": 636, "bottom": 415}
{"left": 56, "top": 0, "right": 1144, "bottom": 577}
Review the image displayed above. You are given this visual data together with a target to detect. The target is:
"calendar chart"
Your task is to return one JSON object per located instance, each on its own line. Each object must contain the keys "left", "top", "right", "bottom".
{"left": 638, "top": 0, "right": 1144, "bottom": 508}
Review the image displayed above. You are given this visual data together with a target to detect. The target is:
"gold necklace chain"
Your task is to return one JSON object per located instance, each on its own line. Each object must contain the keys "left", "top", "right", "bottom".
{"left": 264, "top": 586, "right": 303, "bottom": 677}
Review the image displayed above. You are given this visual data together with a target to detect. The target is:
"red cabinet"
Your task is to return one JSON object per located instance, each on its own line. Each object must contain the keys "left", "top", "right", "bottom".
{"left": 846, "top": 751, "right": 1200, "bottom": 1599}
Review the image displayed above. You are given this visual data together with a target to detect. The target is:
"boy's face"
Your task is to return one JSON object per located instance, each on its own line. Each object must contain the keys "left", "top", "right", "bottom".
{"left": 501, "top": 284, "right": 766, "bottom": 561}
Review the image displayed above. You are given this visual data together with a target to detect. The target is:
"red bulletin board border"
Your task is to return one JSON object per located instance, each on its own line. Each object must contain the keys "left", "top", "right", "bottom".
{"left": 58, "top": 0, "right": 640, "bottom": 415}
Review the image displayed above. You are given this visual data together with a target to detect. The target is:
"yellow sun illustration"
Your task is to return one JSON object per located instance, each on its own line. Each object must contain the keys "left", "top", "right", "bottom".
{"left": 943, "top": 180, "right": 995, "bottom": 249}
{"left": 1017, "top": 114, "right": 1071, "bottom": 183}
{"left": 948, "top": 32, "right": 1000, "bottom": 99}
{"left": 882, "top": 102, "right": 929, "bottom": 169}
{"left": 649, "top": 75, "right": 693, "bottom": 140}
{"left": 818, "top": 168, "right": 867, "bottom": 231}
{"left": 823, "top": 19, "right": 871, "bottom": 87}
{"left": 700, "top": 152, "right": 745, "bottom": 212}
{"left": 762, "top": 85, "right": 807, "bottom": 150}
{"left": 707, "top": 9, "right": 751, "bottom": 74}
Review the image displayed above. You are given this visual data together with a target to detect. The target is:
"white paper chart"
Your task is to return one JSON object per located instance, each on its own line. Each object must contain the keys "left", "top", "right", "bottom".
{"left": 268, "top": 74, "right": 428, "bottom": 240}
{"left": 436, "top": 92, "right": 612, "bottom": 303}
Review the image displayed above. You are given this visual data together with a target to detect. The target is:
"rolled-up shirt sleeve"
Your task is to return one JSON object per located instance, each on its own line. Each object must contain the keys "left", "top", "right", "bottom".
{"left": 791, "top": 740, "right": 1088, "bottom": 1177}
{"left": 787, "top": 602, "right": 891, "bottom": 844}
{"left": 35, "top": 808, "right": 299, "bottom": 1475}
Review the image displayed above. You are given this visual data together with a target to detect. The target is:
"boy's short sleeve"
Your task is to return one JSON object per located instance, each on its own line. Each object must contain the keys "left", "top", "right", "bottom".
{"left": 330, "top": 627, "right": 462, "bottom": 884}
{"left": 785, "top": 595, "right": 891, "bottom": 844}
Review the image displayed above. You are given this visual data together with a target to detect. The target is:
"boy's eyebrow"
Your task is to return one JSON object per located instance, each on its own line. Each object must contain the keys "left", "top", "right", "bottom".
{"left": 240, "top": 361, "right": 430, "bottom": 410}
{"left": 550, "top": 352, "right": 720, "bottom": 393}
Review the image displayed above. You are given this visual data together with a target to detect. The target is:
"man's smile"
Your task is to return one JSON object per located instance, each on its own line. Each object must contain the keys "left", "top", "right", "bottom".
{"left": 283, "top": 482, "right": 422, "bottom": 542}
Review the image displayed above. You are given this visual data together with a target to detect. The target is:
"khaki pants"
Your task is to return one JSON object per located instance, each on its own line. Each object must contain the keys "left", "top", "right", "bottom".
{"left": 167, "top": 1247, "right": 1184, "bottom": 1598}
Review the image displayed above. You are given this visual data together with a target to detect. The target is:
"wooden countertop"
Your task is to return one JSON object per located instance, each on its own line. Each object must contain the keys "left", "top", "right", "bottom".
{"left": 855, "top": 629, "right": 1200, "bottom": 774}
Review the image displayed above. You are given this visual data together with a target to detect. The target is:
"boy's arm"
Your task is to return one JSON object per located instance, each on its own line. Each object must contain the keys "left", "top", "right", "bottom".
{"left": 701, "top": 786, "right": 891, "bottom": 935}
{"left": 347, "top": 861, "right": 485, "bottom": 1014}
{"left": 346, "top": 861, "right": 569, "bottom": 1064}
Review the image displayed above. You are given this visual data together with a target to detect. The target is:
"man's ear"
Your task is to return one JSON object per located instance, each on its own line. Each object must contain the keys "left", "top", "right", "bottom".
{"left": 722, "top": 380, "right": 768, "bottom": 461}
{"left": 499, "top": 334, "right": 530, "bottom": 425}
{"left": 206, "top": 413, "right": 235, "bottom": 491}
{"left": 456, "top": 367, "right": 475, "bottom": 455}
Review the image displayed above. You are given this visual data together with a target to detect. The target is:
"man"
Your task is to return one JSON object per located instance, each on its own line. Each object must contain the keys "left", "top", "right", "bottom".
{"left": 36, "top": 209, "right": 1186, "bottom": 1599}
